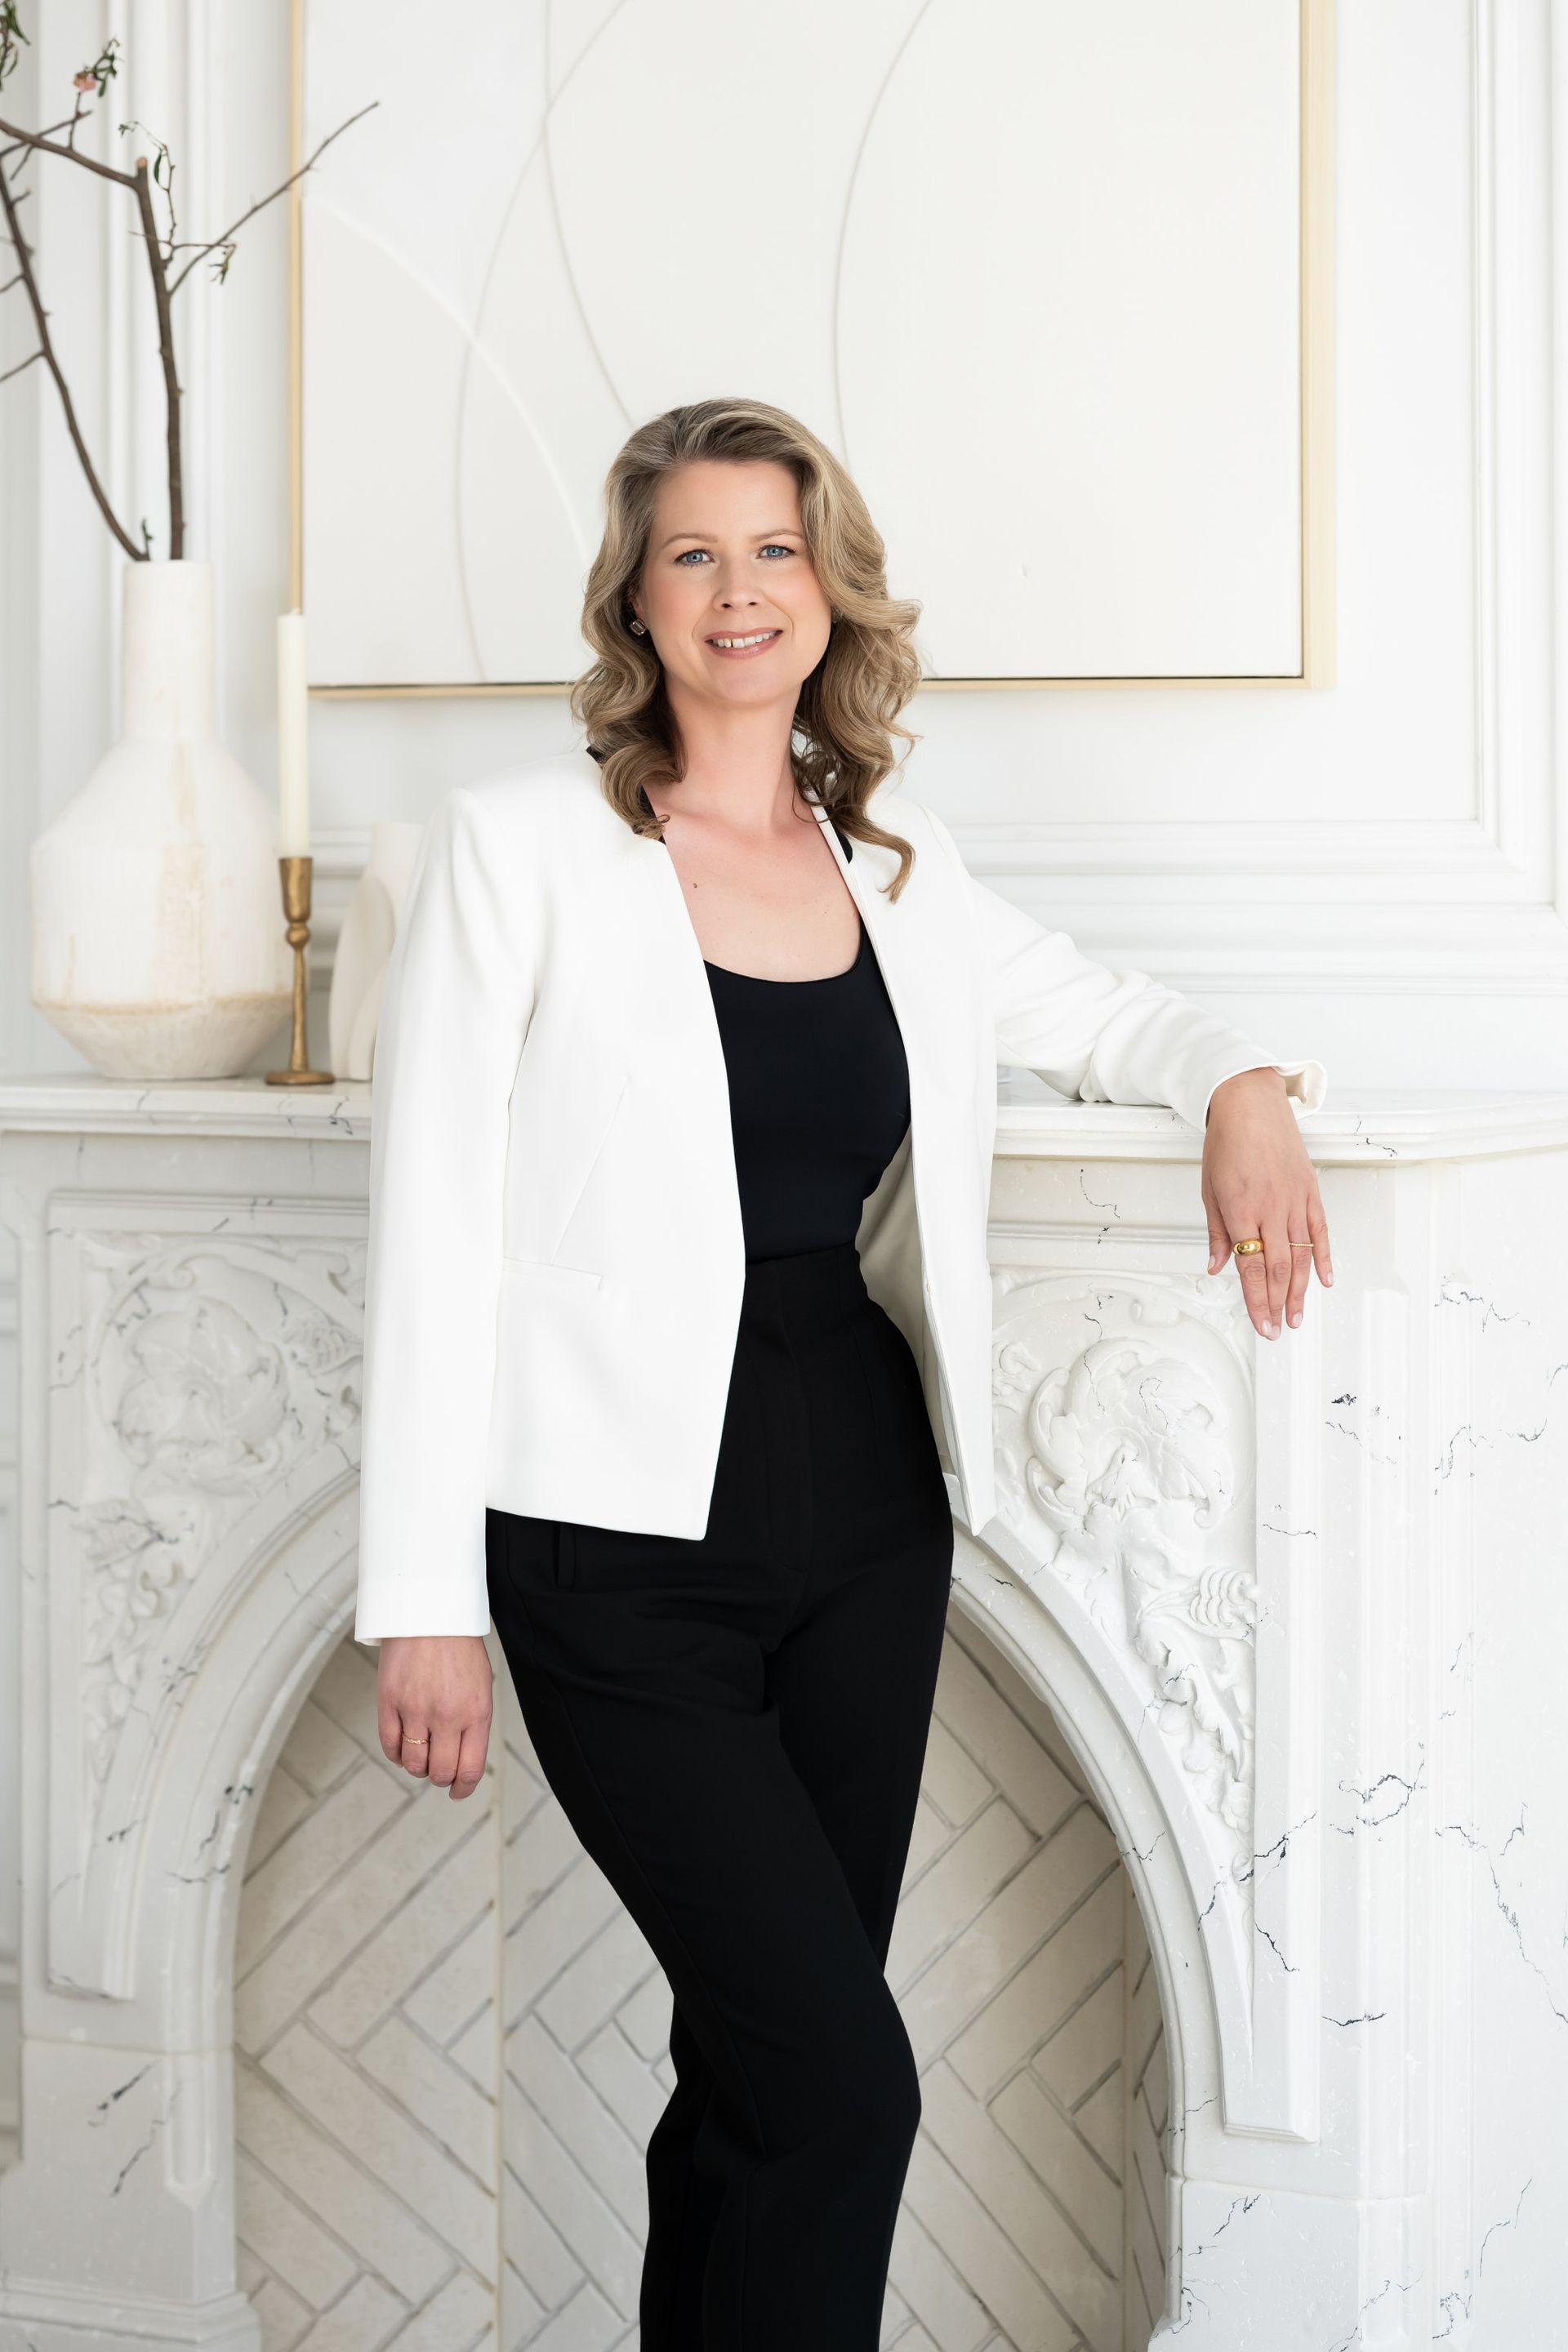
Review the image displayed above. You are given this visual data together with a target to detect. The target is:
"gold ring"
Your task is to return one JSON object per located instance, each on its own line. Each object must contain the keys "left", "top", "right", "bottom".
{"left": 1289, "top": 1241, "right": 1313, "bottom": 1250}
{"left": 1232, "top": 1238, "right": 1265, "bottom": 1257}
{"left": 403, "top": 1735, "right": 429, "bottom": 1746}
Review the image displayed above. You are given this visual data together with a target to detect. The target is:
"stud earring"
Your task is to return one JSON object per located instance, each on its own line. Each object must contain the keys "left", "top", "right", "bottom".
{"left": 629, "top": 617, "right": 647, "bottom": 635}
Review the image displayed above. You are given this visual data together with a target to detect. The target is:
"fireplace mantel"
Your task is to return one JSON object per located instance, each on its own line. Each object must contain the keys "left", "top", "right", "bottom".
{"left": 0, "top": 1071, "right": 1562, "bottom": 2350}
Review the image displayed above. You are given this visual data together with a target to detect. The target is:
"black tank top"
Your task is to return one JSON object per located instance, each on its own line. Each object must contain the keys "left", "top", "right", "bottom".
{"left": 699, "top": 835, "right": 912, "bottom": 1262}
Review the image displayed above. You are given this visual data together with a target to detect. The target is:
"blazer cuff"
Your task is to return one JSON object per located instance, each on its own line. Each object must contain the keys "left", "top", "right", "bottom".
{"left": 1202, "top": 1056, "right": 1329, "bottom": 1129}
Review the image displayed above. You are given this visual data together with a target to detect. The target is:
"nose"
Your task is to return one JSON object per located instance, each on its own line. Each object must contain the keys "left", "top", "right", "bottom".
{"left": 710, "top": 556, "right": 764, "bottom": 607}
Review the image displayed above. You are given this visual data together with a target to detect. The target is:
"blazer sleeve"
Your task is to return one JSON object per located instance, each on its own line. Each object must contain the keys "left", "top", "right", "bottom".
{"left": 923, "top": 806, "right": 1326, "bottom": 1130}
{"left": 354, "top": 786, "right": 533, "bottom": 1644}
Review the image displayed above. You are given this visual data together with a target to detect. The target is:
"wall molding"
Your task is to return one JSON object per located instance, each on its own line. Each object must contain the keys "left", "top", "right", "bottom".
{"left": 34, "top": 1, "right": 1568, "bottom": 1031}
{"left": 292, "top": 2, "right": 1567, "bottom": 1009}
{"left": 942, "top": 0, "right": 1564, "bottom": 1000}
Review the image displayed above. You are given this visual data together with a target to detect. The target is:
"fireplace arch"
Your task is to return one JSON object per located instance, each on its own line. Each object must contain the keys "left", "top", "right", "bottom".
{"left": 226, "top": 1579, "right": 1181, "bottom": 2350}
{"left": 2, "top": 1076, "right": 1552, "bottom": 2350}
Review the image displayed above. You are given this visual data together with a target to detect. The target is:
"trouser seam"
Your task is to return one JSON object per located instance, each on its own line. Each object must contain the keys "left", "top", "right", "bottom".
{"left": 653, "top": 2056, "right": 712, "bottom": 2350}
{"left": 771, "top": 1290, "right": 815, "bottom": 1594}
{"left": 506, "top": 1586, "right": 771, "bottom": 2165}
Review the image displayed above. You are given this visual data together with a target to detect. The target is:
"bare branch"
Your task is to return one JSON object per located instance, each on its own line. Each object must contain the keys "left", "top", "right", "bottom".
{"left": 118, "top": 116, "right": 175, "bottom": 263}
{"left": 60, "top": 35, "right": 118, "bottom": 155}
{"left": 130, "top": 155, "right": 183, "bottom": 557}
{"left": 166, "top": 100, "right": 378, "bottom": 295}
{"left": 0, "top": 133, "right": 144, "bottom": 558}
{"left": 0, "top": 6, "right": 370, "bottom": 564}
{"left": 2, "top": 112, "right": 75, "bottom": 154}
{"left": 0, "top": 114, "right": 137, "bottom": 187}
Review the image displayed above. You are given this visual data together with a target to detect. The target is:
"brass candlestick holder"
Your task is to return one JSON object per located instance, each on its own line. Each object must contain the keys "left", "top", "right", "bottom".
{"left": 265, "top": 853, "right": 335, "bottom": 1085}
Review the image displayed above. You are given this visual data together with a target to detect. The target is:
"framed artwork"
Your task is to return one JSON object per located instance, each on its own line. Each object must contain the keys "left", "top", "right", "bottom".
{"left": 291, "top": 0, "right": 1334, "bottom": 694}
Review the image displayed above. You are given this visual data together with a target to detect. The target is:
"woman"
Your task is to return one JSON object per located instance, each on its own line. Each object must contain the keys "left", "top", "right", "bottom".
{"left": 354, "top": 397, "right": 1329, "bottom": 2350}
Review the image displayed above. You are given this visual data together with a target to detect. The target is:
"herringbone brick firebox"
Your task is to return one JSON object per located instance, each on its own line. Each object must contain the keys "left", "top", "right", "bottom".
{"left": 231, "top": 1615, "right": 1169, "bottom": 2352}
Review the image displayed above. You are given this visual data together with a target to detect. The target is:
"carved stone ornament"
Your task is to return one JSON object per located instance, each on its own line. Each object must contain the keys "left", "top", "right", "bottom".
{"left": 991, "top": 1271, "right": 1256, "bottom": 1839}
{"left": 60, "top": 1232, "right": 364, "bottom": 1796}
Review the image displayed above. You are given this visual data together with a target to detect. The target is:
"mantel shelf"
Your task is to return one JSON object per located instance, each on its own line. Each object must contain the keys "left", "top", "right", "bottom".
{"left": 3, "top": 1070, "right": 1568, "bottom": 1165}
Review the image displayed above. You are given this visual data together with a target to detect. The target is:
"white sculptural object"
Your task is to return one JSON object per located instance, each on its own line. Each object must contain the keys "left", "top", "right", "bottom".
{"left": 29, "top": 559, "right": 293, "bottom": 1080}
{"left": 327, "top": 820, "right": 426, "bottom": 1080}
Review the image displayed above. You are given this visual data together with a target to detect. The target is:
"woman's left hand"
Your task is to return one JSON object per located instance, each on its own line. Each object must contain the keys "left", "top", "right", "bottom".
{"left": 1202, "top": 1067, "right": 1332, "bottom": 1339}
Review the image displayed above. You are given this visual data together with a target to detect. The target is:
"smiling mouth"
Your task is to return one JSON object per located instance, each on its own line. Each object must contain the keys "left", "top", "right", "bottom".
{"left": 706, "top": 629, "right": 782, "bottom": 652}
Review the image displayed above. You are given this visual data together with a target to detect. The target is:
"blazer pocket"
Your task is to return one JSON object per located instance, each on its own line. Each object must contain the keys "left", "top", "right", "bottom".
{"left": 500, "top": 1255, "right": 604, "bottom": 1290}
{"left": 546, "top": 1070, "right": 630, "bottom": 1263}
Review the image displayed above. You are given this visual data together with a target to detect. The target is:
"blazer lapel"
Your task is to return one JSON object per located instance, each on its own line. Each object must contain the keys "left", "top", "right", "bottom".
{"left": 805, "top": 791, "right": 970, "bottom": 1107}
{"left": 603, "top": 783, "right": 967, "bottom": 1168}
{"left": 804, "top": 789, "right": 895, "bottom": 973}
{"left": 602, "top": 812, "right": 746, "bottom": 1258}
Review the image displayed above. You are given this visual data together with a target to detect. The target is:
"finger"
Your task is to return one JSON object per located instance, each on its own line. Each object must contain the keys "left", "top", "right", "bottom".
{"left": 1219, "top": 1188, "right": 1273, "bottom": 1339}
{"left": 1203, "top": 1174, "right": 1231, "bottom": 1276}
{"left": 1285, "top": 1220, "right": 1312, "bottom": 1329}
{"left": 449, "top": 1714, "right": 492, "bottom": 1802}
{"left": 426, "top": 1720, "right": 462, "bottom": 1792}
{"left": 1307, "top": 1186, "right": 1334, "bottom": 1290}
{"left": 1236, "top": 1248, "right": 1272, "bottom": 1339}
{"left": 376, "top": 1693, "right": 405, "bottom": 1766}
{"left": 400, "top": 1722, "right": 431, "bottom": 1779}
{"left": 1263, "top": 1205, "right": 1292, "bottom": 1336}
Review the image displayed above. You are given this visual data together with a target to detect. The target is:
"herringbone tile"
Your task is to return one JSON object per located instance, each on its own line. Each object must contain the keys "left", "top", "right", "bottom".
{"left": 234, "top": 1638, "right": 501, "bottom": 2350}
{"left": 234, "top": 1616, "right": 1170, "bottom": 2349}
{"left": 1122, "top": 1885, "right": 1170, "bottom": 2343}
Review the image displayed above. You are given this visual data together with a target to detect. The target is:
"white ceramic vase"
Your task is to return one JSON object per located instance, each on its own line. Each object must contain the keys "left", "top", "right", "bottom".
{"left": 30, "top": 559, "right": 292, "bottom": 1079}
{"left": 327, "top": 819, "right": 425, "bottom": 1080}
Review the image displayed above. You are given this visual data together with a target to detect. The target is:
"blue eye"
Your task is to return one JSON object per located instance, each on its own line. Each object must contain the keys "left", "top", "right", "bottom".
{"left": 672, "top": 545, "right": 797, "bottom": 565}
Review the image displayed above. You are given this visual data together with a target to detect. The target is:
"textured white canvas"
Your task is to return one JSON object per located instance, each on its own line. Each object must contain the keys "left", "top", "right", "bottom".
{"left": 300, "top": 0, "right": 1303, "bottom": 684}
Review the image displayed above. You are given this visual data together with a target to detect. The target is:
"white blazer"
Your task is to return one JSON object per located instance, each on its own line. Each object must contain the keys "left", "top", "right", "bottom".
{"left": 354, "top": 749, "right": 1325, "bottom": 1642}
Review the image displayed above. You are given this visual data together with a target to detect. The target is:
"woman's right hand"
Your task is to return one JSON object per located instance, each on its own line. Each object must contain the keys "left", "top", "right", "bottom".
{"left": 376, "top": 1635, "right": 494, "bottom": 1799}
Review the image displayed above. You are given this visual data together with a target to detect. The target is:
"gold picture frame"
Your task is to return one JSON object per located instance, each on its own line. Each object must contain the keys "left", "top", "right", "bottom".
{"left": 289, "top": 0, "right": 1334, "bottom": 698}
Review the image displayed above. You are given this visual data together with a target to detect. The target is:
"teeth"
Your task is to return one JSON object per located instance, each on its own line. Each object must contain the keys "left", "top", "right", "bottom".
{"left": 710, "top": 630, "right": 778, "bottom": 648}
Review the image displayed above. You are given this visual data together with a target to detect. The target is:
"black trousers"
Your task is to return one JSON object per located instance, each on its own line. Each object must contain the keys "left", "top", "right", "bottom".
{"left": 485, "top": 1241, "right": 956, "bottom": 2351}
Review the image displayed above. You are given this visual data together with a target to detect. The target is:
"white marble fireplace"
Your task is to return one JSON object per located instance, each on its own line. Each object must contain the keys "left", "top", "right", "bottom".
{"left": 0, "top": 1074, "right": 1562, "bottom": 2352}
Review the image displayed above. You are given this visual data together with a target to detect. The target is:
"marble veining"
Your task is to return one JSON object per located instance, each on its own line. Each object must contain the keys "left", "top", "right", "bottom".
{"left": 0, "top": 1079, "right": 1562, "bottom": 2350}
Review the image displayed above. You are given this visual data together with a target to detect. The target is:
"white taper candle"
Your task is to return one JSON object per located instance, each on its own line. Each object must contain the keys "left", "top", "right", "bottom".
{"left": 277, "top": 611, "right": 310, "bottom": 856}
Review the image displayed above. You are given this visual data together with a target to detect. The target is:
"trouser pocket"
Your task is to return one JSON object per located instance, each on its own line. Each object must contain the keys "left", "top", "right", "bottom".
{"left": 862, "top": 1304, "right": 944, "bottom": 1497}
{"left": 494, "top": 1512, "right": 577, "bottom": 1597}
{"left": 849, "top": 1316, "right": 893, "bottom": 1499}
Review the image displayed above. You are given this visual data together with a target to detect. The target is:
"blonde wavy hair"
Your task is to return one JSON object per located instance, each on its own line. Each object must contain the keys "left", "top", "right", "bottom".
{"left": 568, "top": 396, "right": 925, "bottom": 898}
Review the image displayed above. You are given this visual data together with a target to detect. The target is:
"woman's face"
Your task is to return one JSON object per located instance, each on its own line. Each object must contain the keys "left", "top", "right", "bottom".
{"left": 629, "top": 459, "right": 833, "bottom": 711}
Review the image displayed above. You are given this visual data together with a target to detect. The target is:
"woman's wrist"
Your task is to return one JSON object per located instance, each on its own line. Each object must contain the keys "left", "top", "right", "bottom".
{"left": 1206, "top": 1064, "right": 1289, "bottom": 1127}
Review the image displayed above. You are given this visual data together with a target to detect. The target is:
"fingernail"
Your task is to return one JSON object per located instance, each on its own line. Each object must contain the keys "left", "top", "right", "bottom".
{"left": 1290, "top": 1310, "right": 1302, "bottom": 1328}
{"left": 1263, "top": 1321, "right": 1277, "bottom": 1339}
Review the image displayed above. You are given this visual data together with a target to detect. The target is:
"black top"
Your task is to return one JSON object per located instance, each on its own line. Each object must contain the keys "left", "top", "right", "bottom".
{"left": 701, "top": 836, "right": 912, "bottom": 1261}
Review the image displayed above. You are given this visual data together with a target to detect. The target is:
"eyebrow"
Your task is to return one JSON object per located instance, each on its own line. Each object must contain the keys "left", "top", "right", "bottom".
{"left": 653, "top": 527, "right": 804, "bottom": 552}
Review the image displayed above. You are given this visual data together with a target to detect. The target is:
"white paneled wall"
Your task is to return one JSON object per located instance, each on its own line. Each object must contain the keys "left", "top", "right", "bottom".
{"left": 7, "top": 7, "right": 1563, "bottom": 1096}
{"left": 2, "top": 0, "right": 1561, "bottom": 2317}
